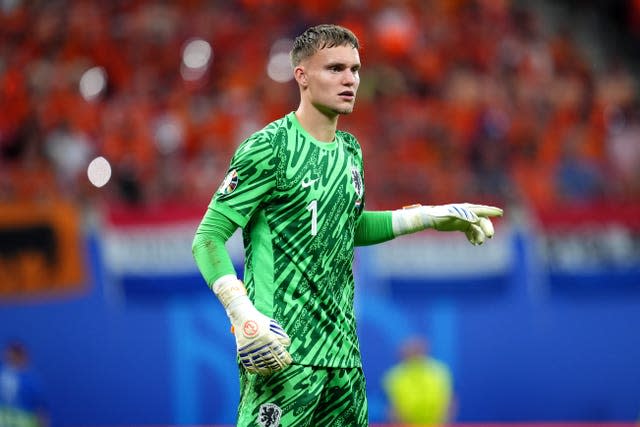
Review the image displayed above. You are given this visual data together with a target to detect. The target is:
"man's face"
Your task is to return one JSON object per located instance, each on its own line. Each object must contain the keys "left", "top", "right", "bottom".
{"left": 297, "top": 45, "right": 361, "bottom": 116}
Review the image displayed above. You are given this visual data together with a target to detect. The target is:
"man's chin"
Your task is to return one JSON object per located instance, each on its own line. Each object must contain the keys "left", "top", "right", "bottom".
{"left": 317, "top": 103, "right": 354, "bottom": 117}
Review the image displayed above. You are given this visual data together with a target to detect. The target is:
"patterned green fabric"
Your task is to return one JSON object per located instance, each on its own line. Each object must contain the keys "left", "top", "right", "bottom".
{"left": 210, "top": 112, "right": 365, "bottom": 368}
{"left": 237, "top": 364, "right": 368, "bottom": 427}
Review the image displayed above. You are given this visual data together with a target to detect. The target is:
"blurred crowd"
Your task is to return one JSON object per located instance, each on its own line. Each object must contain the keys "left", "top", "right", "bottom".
{"left": 1, "top": 0, "right": 639, "bottom": 212}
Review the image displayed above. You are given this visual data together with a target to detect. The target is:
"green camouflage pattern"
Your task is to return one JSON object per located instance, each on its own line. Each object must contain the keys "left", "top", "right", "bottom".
{"left": 237, "top": 364, "right": 368, "bottom": 427}
{"left": 211, "top": 112, "right": 365, "bottom": 368}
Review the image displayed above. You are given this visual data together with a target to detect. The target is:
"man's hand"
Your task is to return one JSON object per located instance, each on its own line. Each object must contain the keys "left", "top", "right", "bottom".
{"left": 213, "top": 276, "right": 292, "bottom": 376}
{"left": 420, "top": 203, "right": 503, "bottom": 245}
{"left": 229, "top": 298, "right": 292, "bottom": 375}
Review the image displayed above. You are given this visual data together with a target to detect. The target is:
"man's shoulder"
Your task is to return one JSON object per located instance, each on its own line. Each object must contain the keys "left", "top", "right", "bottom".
{"left": 235, "top": 115, "right": 289, "bottom": 155}
{"left": 250, "top": 115, "right": 289, "bottom": 140}
{"left": 336, "top": 128, "right": 358, "bottom": 141}
{"left": 337, "top": 129, "right": 362, "bottom": 153}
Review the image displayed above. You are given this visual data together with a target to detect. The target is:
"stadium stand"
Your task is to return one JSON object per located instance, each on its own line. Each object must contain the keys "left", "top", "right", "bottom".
{"left": 1, "top": 0, "right": 639, "bottom": 212}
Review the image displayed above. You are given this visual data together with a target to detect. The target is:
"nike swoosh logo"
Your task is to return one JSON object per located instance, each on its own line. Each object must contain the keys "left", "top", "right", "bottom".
{"left": 301, "top": 178, "right": 318, "bottom": 188}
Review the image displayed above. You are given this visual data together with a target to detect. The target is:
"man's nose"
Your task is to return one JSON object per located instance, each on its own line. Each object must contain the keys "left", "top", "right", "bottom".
{"left": 342, "top": 71, "right": 356, "bottom": 85}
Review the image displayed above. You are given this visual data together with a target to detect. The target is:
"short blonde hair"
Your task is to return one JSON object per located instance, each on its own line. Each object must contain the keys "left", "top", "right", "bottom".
{"left": 290, "top": 24, "right": 360, "bottom": 66}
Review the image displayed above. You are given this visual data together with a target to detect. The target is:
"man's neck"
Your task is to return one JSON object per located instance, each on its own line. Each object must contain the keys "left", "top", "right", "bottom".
{"left": 294, "top": 104, "right": 338, "bottom": 143}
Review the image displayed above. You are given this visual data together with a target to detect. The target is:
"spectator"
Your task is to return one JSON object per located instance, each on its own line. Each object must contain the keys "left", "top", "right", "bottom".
{"left": 0, "top": 0, "right": 638, "bottom": 210}
{"left": 0, "top": 341, "right": 48, "bottom": 427}
{"left": 383, "top": 336, "right": 454, "bottom": 426}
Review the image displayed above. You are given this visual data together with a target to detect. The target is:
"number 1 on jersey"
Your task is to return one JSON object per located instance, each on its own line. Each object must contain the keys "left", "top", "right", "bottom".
{"left": 306, "top": 200, "right": 318, "bottom": 236}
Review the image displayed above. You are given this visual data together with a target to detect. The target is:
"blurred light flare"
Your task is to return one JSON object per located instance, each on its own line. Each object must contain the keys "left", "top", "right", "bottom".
{"left": 270, "top": 38, "right": 293, "bottom": 56}
{"left": 267, "top": 52, "right": 293, "bottom": 83}
{"left": 79, "top": 66, "right": 107, "bottom": 101}
{"left": 180, "top": 38, "right": 212, "bottom": 82}
{"left": 87, "top": 156, "right": 112, "bottom": 188}
{"left": 267, "top": 38, "right": 294, "bottom": 83}
{"left": 0, "top": 0, "right": 21, "bottom": 13}
{"left": 153, "top": 114, "right": 184, "bottom": 155}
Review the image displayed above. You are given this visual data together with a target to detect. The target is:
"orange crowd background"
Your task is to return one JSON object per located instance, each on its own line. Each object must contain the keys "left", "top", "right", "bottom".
{"left": 1, "top": 0, "right": 639, "bottom": 212}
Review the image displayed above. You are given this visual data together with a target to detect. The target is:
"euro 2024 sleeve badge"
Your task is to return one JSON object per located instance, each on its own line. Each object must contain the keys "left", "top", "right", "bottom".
{"left": 217, "top": 169, "right": 238, "bottom": 197}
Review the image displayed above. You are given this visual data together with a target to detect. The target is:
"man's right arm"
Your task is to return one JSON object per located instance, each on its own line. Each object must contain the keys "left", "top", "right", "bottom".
{"left": 191, "top": 206, "right": 292, "bottom": 375}
{"left": 191, "top": 204, "right": 237, "bottom": 288}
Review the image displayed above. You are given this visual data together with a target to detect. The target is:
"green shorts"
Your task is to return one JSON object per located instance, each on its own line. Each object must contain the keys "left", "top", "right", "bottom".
{"left": 236, "top": 364, "right": 368, "bottom": 427}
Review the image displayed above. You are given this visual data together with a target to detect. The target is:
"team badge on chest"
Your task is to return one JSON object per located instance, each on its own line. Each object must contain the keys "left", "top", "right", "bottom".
{"left": 351, "top": 166, "right": 363, "bottom": 208}
{"left": 258, "top": 403, "right": 282, "bottom": 427}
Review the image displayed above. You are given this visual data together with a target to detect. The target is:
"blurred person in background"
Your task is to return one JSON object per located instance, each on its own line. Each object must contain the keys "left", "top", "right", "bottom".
{"left": 383, "top": 336, "right": 455, "bottom": 426}
{"left": 0, "top": 341, "right": 48, "bottom": 427}
{"left": 192, "top": 24, "right": 501, "bottom": 426}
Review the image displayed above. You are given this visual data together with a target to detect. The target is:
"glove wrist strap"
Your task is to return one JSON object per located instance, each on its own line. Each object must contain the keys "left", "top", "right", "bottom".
{"left": 226, "top": 295, "right": 256, "bottom": 325}
{"left": 212, "top": 274, "right": 247, "bottom": 308}
{"left": 392, "top": 204, "right": 432, "bottom": 236}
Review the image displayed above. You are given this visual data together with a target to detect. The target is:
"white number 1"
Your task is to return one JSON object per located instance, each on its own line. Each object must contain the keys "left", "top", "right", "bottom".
{"left": 306, "top": 200, "right": 318, "bottom": 236}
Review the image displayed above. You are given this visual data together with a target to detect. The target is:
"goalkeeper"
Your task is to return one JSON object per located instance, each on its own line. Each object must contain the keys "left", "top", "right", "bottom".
{"left": 192, "top": 24, "right": 502, "bottom": 427}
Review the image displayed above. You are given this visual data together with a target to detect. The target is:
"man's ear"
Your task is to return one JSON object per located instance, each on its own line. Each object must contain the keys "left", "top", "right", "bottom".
{"left": 293, "top": 66, "right": 307, "bottom": 87}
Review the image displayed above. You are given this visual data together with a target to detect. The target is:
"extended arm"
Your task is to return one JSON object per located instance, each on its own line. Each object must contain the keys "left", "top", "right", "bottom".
{"left": 355, "top": 203, "right": 503, "bottom": 246}
{"left": 354, "top": 211, "right": 395, "bottom": 246}
{"left": 391, "top": 203, "right": 503, "bottom": 245}
{"left": 192, "top": 207, "right": 292, "bottom": 375}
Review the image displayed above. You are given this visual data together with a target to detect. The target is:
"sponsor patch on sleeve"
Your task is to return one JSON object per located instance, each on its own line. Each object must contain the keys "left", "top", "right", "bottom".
{"left": 217, "top": 169, "right": 238, "bottom": 196}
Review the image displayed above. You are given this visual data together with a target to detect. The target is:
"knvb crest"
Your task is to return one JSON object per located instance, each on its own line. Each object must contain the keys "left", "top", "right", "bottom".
{"left": 258, "top": 403, "right": 282, "bottom": 427}
{"left": 351, "top": 166, "right": 363, "bottom": 207}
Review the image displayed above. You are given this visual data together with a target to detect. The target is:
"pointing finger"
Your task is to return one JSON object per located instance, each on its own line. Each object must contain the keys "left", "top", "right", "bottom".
{"left": 465, "top": 204, "right": 503, "bottom": 218}
{"left": 478, "top": 217, "right": 495, "bottom": 238}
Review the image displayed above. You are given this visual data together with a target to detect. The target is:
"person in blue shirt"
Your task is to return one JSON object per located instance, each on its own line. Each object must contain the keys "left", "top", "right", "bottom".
{"left": 0, "top": 341, "right": 48, "bottom": 427}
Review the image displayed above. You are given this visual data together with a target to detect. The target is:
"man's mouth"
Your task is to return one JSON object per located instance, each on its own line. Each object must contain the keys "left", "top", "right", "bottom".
{"left": 339, "top": 91, "right": 355, "bottom": 99}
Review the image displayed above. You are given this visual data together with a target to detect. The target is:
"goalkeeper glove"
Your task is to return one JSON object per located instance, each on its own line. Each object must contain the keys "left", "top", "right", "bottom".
{"left": 393, "top": 203, "right": 503, "bottom": 245}
{"left": 212, "top": 275, "right": 292, "bottom": 375}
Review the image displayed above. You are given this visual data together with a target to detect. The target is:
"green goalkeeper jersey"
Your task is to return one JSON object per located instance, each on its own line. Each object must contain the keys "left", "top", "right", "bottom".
{"left": 210, "top": 112, "right": 366, "bottom": 368}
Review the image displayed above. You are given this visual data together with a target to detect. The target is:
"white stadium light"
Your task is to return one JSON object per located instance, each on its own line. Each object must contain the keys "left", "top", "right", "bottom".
{"left": 270, "top": 38, "right": 293, "bottom": 56}
{"left": 267, "top": 52, "right": 293, "bottom": 83}
{"left": 79, "top": 66, "right": 107, "bottom": 102}
{"left": 87, "top": 156, "right": 112, "bottom": 188}
{"left": 267, "top": 38, "right": 294, "bottom": 83}
{"left": 153, "top": 114, "right": 184, "bottom": 154}
{"left": 181, "top": 38, "right": 212, "bottom": 81}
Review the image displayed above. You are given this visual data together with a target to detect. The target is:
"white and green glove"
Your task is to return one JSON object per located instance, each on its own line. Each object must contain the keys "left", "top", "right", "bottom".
{"left": 212, "top": 275, "right": 292, "bottom": 375}
{"left": 393, "top": 203, "right": 503, "bottom": 245}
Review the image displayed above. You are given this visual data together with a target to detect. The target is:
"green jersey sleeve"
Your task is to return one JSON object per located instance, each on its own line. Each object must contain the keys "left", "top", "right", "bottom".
{"left": 209, "top": 132, "right": 276, "bottom": 228}
{"left": 354, "top": 210, "right": 395, "bottom": 246}
{"left": 192, "top": 206, "right": 239, "bottom": 287}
